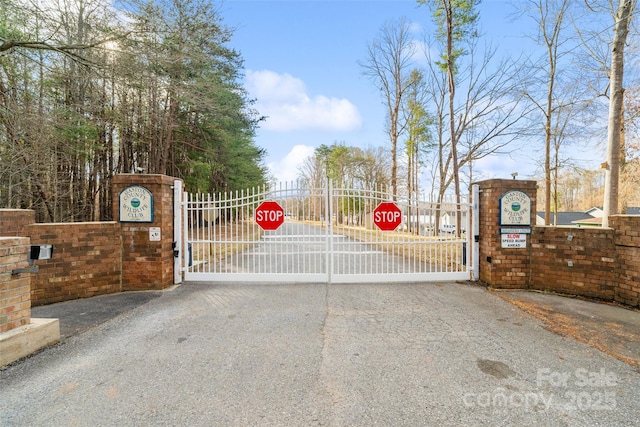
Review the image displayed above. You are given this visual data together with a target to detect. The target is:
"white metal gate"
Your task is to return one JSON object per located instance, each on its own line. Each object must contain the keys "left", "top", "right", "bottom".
{"left": 180, "top": 182, "right": 475, "bottom": 283}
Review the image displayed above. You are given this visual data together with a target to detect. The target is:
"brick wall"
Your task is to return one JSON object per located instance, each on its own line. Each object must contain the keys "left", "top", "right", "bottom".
{"left": 476, "top": 179, "right": 639, "bottom": 308}
{"left": 530, "top": 227, "right": 615, "bottom": 300}
{"left": 0, "top": 237, "right": 31, "bottom": 332}
{"left": 1, "top": 176, "right": 636, "bottom": 309}
{"left": 0, "top": 174, "right": 180, "bottom": 306}
{"left": 611, "top": 216, "right": 640, "bottom": 307}
{"left": 27, "top": 222, "right": 122, "bottom": 305}
{"left": 476, "top": 179, "right": 537, "bottom": 289}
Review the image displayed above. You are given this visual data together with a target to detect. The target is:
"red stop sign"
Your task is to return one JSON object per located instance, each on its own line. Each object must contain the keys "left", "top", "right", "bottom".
{"left": 255, "top": 201, "right": 285, "bottom": 230}
{"left": 373, "top": 202, "right": 402, "bottom": 231}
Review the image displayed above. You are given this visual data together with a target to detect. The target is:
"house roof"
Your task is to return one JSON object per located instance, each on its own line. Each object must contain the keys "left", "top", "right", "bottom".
{"left": 536, "top": 207, "right": 640, "bottom": 227}
{"left": 536, "top": 212, "right": 593, "bottom": 226}
{"left": 585, "top": 207, "right": 604, "bottom": 217}
{"left": 584, "top": 206, "right": 640, "bottom": 216}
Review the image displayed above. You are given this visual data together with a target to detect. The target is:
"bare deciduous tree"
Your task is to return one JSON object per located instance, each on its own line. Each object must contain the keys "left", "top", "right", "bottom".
{"left": 602, "top": 0, "right": 636, "bottom": 227}
{"left": 421, "top": 35, "right": 533, "bottom": 213}
{"left": 360, "top": 18, "right": 417, "bottom": 199}
{"left": 419, "top": 0, "right": 481, "bottom": 236}
{"left": 521, "top": 0, "right": 573, "bottom": 225}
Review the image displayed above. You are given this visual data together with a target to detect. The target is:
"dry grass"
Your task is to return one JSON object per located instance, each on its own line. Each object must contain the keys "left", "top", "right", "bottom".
{"left": 332, "top": 223, "right": 466, "bottom": 271}
{"left": 493, "top": 292, "right": 640, "bottom": 370}
{"left": 188, "top": 219, "right": 467, "bottom": 271}
{"left": 189, "top": 221, "right": 262, "bottom": 263}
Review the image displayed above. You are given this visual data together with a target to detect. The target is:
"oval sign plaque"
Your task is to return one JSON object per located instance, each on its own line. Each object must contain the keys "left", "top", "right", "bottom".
{"left": 500, "top": 190, "right": 531, "bottom": 226}
{"left": 119, "top": 186, "right": 154, "bottom": 222}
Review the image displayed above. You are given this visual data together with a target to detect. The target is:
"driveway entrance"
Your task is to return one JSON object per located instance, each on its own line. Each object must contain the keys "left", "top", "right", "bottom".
{"left": 1, "top": 282, "right": 638, "bottom": 426}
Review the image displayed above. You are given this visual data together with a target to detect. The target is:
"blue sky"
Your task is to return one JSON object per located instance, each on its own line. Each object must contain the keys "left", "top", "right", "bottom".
{"left": 220, "top": 0, "right": 603, "bottom": 186}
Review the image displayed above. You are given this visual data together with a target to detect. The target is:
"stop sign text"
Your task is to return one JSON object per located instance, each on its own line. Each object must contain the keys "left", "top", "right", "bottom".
{"left": 255, "top": 201, "right": 285, "bottom": 230}
{"left": 373, "top": 202, "right": 402, "bottom": 231}
{"left": 374, "top": 210, "right": 401, "bottom": 224}
{"left": 256, "top": 209, "right": 283, "bottom": 223}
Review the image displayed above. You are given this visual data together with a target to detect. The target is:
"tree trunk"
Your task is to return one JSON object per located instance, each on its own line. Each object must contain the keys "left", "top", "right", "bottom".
{"left": 446, "top": 5, "right": 462, "bottom": 237}
{"left": 603, "top": 0, "right": 635, "bottom": 227}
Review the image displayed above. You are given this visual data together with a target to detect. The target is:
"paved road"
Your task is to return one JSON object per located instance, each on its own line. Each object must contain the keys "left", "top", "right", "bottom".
{"left": 216, "top": 221, "right": 455, "bottom": 279}
{"left": 2, "top": 282, "right": 638, "bottom": 426}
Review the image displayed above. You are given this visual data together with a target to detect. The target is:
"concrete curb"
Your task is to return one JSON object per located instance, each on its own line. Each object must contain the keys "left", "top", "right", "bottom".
{"left": 0, "top": 318, "right": 60, "bottom": 367}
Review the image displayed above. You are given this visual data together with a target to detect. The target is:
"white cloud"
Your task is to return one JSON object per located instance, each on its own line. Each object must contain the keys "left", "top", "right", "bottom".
{"left": 473, "top": 154, "right": 538, "bottom": 181}
{"left": 268, "top": 144, "right": 315, "bottom": 183}
{"left": 408, "top": 21, "right": 423, "bottom": 35}
{"left": 246, "top": 70, "right": 362, "bottom": 132}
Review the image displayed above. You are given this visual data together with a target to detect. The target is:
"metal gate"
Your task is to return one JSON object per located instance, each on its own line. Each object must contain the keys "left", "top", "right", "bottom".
{"left": 180, "top": 182, "right": 476, "bottom": 283}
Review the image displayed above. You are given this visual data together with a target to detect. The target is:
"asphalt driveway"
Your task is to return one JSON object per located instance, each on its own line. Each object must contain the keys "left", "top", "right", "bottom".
{"left": 1, "top": 282, "right": 639, "bottom": 426}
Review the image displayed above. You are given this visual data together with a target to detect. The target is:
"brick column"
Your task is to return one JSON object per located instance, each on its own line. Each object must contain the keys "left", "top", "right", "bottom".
{"left": 475, "top": 179, "right": 537, "bottom": 289}
{"left": 611, "top": 215, "right": 640, "bottom": 307}
{"left": 0, "top": 209, "right": 35, "bottom": 237}
{"left": 0, "top": 237, "right": 31, "bottom": 333}
{"left": 112, "top": 174, "right": 182, "bottom": 290}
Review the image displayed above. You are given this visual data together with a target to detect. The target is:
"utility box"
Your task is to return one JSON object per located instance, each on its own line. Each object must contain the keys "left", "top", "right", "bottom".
{"left": 29, "top": 244, "right": 53, "bottom": 263}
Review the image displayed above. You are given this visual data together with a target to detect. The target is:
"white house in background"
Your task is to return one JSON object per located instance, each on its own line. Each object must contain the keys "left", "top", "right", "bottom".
{"left": 440, "top": 210, "right": 468, "bottom": 232}
{"left": 536, "top": 211, "right": 594, "bottom": 226}
{"left": 584, "top": 206, "right": 640, "bottom": 217}
{"left": 536, "top": 206, "right": 640, "bottom": 227}
{"left": 585, "top": 207, "right": 604, "bottom": 218}
{"left": 397, "top": 204, "right": 467, "bottom": 234}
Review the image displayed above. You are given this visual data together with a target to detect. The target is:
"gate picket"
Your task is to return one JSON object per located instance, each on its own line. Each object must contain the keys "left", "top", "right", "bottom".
{"left": 182, "top": 182, "right": 472, "bottom": 283}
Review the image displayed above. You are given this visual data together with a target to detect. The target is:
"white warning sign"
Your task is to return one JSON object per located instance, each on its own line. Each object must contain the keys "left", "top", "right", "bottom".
{"left": 501, "top": 233, "right": 527, "bottom": 248}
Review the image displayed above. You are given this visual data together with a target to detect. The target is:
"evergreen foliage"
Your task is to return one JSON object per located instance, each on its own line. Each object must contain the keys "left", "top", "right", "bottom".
{"left": 0, "top": 0, "right": 267, "bottom": 221}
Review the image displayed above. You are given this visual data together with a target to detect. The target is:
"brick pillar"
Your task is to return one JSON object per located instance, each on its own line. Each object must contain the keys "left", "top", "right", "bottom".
{"left": 112, "top": 174, "right": 182, "bottom": 290}
{"left": 0, "top": 209, "right": 36, "bottom": 237}
{"left": 610, "top": 215, "right": 640, "bottom": 307}
{"left": 475, "top": 179, "right": 537, "bottom": 289}
{"left": 0, "top": 237, "right": 31, "bottom": 333}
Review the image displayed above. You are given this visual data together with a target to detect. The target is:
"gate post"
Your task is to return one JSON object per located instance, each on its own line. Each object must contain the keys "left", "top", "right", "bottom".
{"left": 112, "top": 174, "right": 184, "bottom": 290}
{"left": 173, "top": 180, "right": 183, "bottom": 285}
{"left": 471, "top": 184, "right": 480, "bottom": 281}
{"left": 474, "top": 179, "right": 537, "bottom": 289}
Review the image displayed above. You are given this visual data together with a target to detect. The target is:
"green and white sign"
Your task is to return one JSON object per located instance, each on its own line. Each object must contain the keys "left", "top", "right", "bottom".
{"left": 499, "top": 190, "right": 531, "bottom": 226}
{"left": 119, "top": 186, "right": 153, "bottom": 222}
